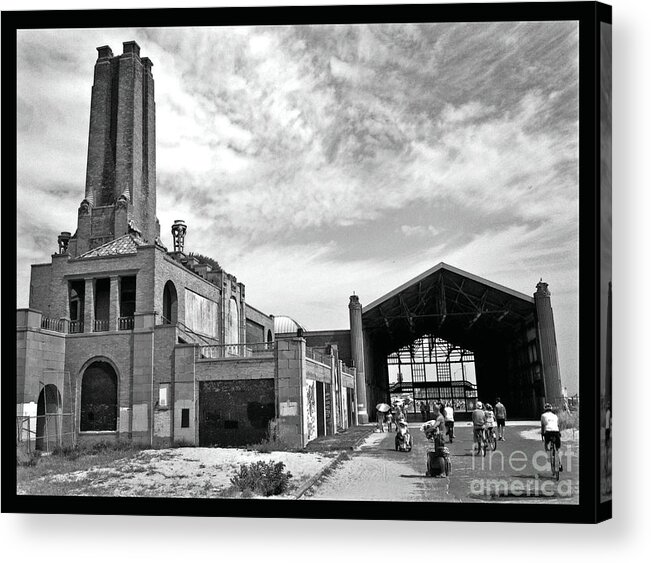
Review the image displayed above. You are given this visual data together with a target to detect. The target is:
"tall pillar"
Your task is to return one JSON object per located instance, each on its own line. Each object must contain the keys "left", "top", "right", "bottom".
{"left": 534, "top": 280, "right": 563, "bottom": 405}
{"left": 83, "top": 278, "right": 95, "bottom": 333}
{"left": 84, "top": 45, "right": 115, "bottom": 207}
{"left": 349, "top": 295, "right": 369, "bottom": 424}
{"left": 109, "top": 276, "right": 120, "bottom": 331}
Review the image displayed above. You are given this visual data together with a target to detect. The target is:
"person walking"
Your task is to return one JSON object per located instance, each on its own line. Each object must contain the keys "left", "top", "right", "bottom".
{"left": 472, "top": 401, "right": 487, "bottom": 454}
{"left": 443, "top": 402, "right": 455, "bottom": 442}
{"left": 495, "top": 397, "right": 507, "bottom": 441}
{"left": 420, "top": 401, "right": 427, "bottom": 422}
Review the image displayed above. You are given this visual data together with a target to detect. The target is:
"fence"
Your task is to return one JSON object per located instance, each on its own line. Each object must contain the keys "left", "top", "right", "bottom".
{"left": 305, "top": 347, "right": 329, "bottom": 365}
{"left": 16, "top": 413, "right": 76, "bottom": 454}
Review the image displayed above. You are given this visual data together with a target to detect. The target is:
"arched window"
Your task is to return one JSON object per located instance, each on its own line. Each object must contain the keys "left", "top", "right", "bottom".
{"left": 163, "top": 281, "right": 178, "bottom": 324}
{"left": 80, "top": 361, "right": 118, "bottom": 431}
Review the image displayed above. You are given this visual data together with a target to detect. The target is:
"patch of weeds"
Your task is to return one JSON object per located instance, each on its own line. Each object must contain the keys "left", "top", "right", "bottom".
{"left": 230, "top": 460, "right": 293, "bottom": 497}
{"left": 558, "top": 407, "right": 580, "bottom": 431}
{"left": 17, "top": 449, "right": 41, "bottom": 467}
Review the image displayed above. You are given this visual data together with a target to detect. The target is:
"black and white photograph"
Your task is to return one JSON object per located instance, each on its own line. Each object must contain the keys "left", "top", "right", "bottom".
{"left": 12, "top": 14, "right": 585, "bottom": 507}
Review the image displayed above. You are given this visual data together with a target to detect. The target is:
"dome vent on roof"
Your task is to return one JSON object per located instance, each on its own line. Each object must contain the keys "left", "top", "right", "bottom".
{"left": 274, "top": 315, "right": 307, "bottom": 334}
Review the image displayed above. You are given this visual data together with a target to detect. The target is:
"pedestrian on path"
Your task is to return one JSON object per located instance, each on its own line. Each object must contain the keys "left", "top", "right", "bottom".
{"left": 443, "top": 402, "right": 455, "bottom": 442}
{"left": 495, "top": 397, "right": 507, "bottom": 441}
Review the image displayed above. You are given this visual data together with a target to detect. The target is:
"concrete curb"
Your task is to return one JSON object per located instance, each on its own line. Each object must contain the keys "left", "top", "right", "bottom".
{"left": 294, "top": 451, "right": 347, "bottom": 499}
{"left": 351, "top": 427, "right": 375, "bottom": 450}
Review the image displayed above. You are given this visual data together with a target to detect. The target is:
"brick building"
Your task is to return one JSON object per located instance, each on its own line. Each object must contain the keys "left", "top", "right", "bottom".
{"left": 16, "top": 40, "right": 564, "bottom": 455}
{"left": 16, "top": 41, "right": 358, "bottom": 453}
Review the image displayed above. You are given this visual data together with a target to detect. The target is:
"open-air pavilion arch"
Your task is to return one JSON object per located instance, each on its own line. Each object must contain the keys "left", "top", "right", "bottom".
{"left": 354, "top": 263, "right": 563, "bottom": 420}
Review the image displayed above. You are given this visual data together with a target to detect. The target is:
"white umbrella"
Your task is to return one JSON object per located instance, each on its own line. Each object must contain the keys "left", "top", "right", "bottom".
{"left": 376, "top": 403, "right": 391, "bottom": 413}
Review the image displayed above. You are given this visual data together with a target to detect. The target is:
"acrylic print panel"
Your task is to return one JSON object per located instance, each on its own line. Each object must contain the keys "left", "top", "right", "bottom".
{"left": 600, "top": 20, "right": 612, "bottom": 504}
{"left": 15, "top": 17, "right": 580, "bottom": 508}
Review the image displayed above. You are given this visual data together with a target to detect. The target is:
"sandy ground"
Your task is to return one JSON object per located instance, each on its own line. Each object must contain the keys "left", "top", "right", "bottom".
{"left": 27, "top": 447, "right": 334, "bottom": 498}
{"left": 303, "top": 433, "right": 425, "bottom": 502}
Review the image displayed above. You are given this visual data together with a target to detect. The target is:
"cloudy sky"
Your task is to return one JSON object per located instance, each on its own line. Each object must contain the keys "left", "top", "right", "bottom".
{"left": 16, "top": 21, "right": 580, "bottom": 392}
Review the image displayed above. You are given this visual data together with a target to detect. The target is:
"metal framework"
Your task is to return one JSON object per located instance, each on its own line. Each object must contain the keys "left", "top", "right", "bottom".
{"left": 387, "top": 335, "right": 477, "bottom": 413}
{"left": 16, "top": 370, "right": 75, "bottom": 454}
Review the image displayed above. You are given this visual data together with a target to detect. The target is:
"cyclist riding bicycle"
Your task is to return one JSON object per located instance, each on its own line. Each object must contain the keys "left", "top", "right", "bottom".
{"left": 541, "top": 402, "right": 563, "bottom": 472}
{"left": 472, "top": 401, "right": 486, "bottom": 452}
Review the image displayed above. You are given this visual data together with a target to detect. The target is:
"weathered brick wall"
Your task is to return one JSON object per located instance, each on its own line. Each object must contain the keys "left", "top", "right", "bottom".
{"left": 246, "top": 318, "right": 264, "bottom": 346}
{"left": 152, "top": 324, "right": 177, "bottom": 446}
{"left": 37, "top": 252, "right": 145, "bottom": 322}
{"left": 275, "top": 338, "right": 305, "bottom": 447}
{"left": 90, "top": 205, "right": 115, "bottom": 242}
{"left": 16, "top": 312, "right": 67, "bottom": 405}
{"left": 305, "top": 330, "right": 352, "bottom": 367}
{"left": 245, "top": 303, "right": 274, "bottom": 342}
{"left": 197, "top": 379, "right": 275, "bottom": 446}
{"left": 195, "top": 357, "right": 274, "bottom": 381}
{"left": 65, "top": 330, "right": 136, "bottom": 441}
{"left": 29, "top": 264, "right": 53, "bottom": 316}
{"left": 173, "top": 344, "right": 197, "bottom": 444}
{"left": 155, "top": 251, "right": 222, "bottom": 334}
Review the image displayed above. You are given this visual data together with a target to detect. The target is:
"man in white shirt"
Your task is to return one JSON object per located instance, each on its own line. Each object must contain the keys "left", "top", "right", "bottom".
{"left": 541, "top": 402, "right": 562, "bottom": 471}
{"left": 443, "top": 402, "right": 455, "bottom": 443}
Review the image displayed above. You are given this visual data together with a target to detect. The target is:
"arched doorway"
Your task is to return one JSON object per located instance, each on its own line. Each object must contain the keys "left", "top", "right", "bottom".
{"left": 35, "top": 384, "right": 62, "bottom": 452}
{"left": 162, "top": 281, "right": 178, "bottom": 324}
{"left": 80, "top": 361, "right": 118, "bottom": 432}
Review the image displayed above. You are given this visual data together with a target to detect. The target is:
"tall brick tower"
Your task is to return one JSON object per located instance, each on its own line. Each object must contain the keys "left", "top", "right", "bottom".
{"left": 69, "top": 41, "right": 159, "bottom": 257}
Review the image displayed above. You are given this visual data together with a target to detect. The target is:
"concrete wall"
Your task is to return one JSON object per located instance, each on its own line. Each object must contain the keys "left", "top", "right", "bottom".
{"left": 275, "top": 338, "right": 305, "bottom": 448}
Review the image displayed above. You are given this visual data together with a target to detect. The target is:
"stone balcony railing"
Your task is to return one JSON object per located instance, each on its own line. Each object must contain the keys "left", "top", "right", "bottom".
{"left": 23, "top": 310, "right": 134, "bottom": 334}
{"left": 199, "top": 341, "right": 274, "bottom": 359}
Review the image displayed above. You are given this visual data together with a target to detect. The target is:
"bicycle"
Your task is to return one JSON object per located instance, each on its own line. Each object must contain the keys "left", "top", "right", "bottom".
{"left": 485, "top": 426, "right": 498, "bottom": 451}
{"left": 473, "top": 427, "right": 486, "bottom": 456}
{"left": 546, "top": 436, "right": 561, "bottom": 481}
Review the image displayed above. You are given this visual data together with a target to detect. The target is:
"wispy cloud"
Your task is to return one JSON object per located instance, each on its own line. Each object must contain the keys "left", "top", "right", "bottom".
{"left": 15, "top": 21, "right": 580, "bottom": 391}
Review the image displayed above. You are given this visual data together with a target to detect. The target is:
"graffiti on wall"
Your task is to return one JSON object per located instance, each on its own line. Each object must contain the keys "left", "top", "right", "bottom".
{"left": 305, "top": 379, "right": 317, "bottom": 442}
